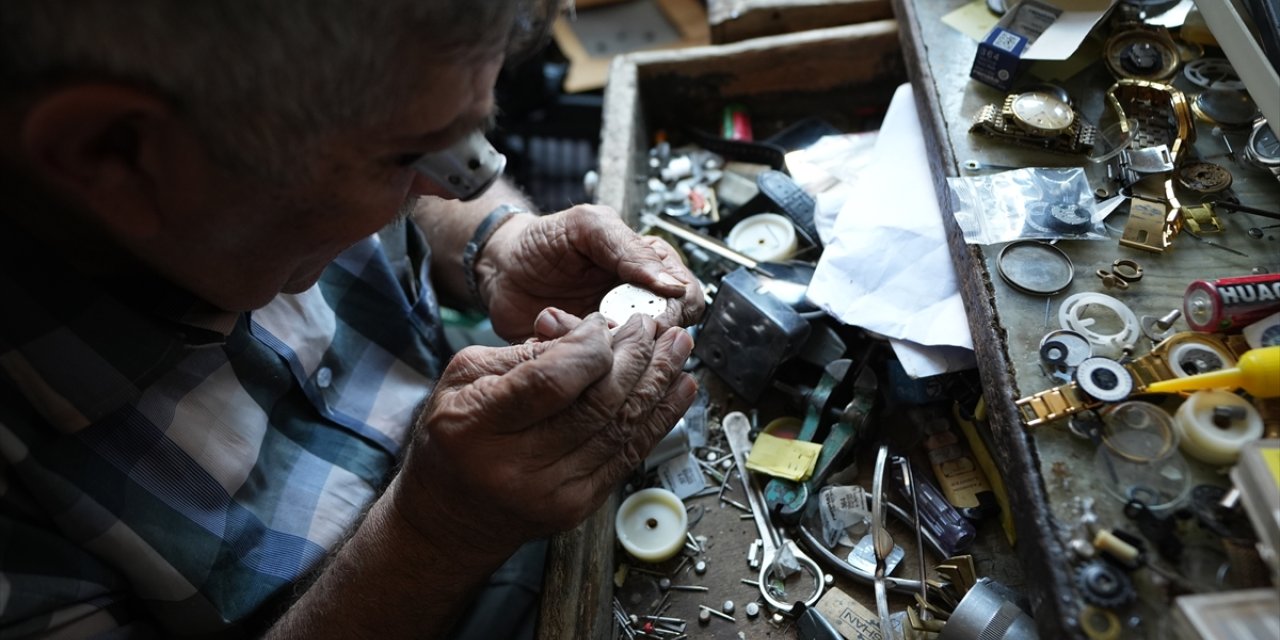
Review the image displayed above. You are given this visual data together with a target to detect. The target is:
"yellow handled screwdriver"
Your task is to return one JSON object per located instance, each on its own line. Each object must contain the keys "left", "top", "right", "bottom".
{"left": 1144, "top": 345, "right": 1280, "bottom": 398}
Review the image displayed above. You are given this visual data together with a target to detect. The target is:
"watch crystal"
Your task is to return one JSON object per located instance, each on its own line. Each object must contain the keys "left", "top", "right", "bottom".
{"left": 1011, "top": 92, "right": 1075, "bottom": 133}
{"left": 1250, "top": 126, "right": 1280, "bottom": 160}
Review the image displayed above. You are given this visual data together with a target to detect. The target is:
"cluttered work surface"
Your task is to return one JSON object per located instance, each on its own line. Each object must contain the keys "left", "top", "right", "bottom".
{"left": 895, "top": 0, "right": 1280, "bottom": 638}
{"left": 539, "top": 3, "right": 1280, "bottom": 638}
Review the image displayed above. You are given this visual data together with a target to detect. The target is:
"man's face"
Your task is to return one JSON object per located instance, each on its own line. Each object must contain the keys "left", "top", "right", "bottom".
{"left": 152, "top": 53, "right": 505, "bottom": 311}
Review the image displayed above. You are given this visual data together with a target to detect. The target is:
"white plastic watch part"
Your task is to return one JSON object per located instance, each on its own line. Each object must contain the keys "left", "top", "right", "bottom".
{"left": 1174, "top": 391, "right": 1264, "bottom": 466}
{"left": 726, "top": 213, "right": 798, "bottom": 263}
{"left": 615, "top": 488, "right": 688, "bottom": 563}
{"left": 598, "top": 284, "right": 667, "bottom": 327}
{"left": 1058, "top": 292, "right": 1140, "bottom": 359}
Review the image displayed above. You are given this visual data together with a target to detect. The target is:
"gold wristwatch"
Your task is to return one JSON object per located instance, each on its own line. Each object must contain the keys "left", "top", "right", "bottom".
{"left": 1016, "top": 332, "right": 1251, "bottom": 427}
{"left": 1108, "top": 79, "right": 1195, "bottom": 161}
{"left": 970, "top": 90, "right": 1098, "bottom": 154}
{"left": 1108, "top": 80, "right": 1195, "bottom": 253}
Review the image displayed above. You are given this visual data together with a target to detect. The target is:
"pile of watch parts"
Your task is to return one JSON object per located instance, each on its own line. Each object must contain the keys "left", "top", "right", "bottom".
{"left": 611, "top": 341, "right": 1041, "bottom": 640}
{"left": 965, "top": 4, "right": 1280, "bottom": 256}
{"left": 1015, "top": 274, "right": 1280, "bottom": 637}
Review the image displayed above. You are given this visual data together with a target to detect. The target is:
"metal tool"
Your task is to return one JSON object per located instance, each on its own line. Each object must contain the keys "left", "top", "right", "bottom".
{"left": 962, "top": 159, "right": 1021, "bottom": 172}
{"left": 642, "top": 214, "right": 818, "bottom": 305}
{"left": 763, "top": 361, "right": 875, "bottom": 523}
{"left": 723, "top": 412, "right": 825, "bottom": 613}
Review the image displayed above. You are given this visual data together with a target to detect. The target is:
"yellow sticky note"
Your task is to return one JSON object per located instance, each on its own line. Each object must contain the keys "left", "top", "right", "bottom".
{"left": 745, "top": 433, "right": 822, "bottom": 482}
{"left": 942, "top": 0, "right": 1000, "bottom": 43}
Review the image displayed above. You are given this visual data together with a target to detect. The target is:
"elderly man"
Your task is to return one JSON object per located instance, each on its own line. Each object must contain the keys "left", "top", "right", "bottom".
{"left": 0, "top": 1, "right": 703, "bottom": 638}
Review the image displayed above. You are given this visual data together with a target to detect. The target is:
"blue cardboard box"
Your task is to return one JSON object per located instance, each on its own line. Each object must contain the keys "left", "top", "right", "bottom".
{"left": 970, "top": 26, "right": 1030, "bottom": 90}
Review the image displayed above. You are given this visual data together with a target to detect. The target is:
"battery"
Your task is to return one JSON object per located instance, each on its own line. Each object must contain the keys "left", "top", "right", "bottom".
{"left": 1183, "top": 274, "right": 1280, "bottom": 333}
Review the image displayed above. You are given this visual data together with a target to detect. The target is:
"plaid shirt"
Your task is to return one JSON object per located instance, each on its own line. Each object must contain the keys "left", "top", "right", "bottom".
{"left": 0, "top": 220, "right": 449, "bottom": 637}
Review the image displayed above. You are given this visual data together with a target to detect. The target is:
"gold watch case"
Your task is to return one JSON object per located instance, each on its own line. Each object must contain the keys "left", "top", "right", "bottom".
{"left": 1105, "top": 25, "right": 1180, "bottom": 82}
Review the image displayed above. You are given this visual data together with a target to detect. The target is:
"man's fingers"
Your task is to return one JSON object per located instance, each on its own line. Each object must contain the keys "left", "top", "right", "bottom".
{"left": 575, "top": 370, "right": 699, "bottom": 493}
{"left": 565, "top": 325, "right": 695, "bottom": 481}
{"left": 533, "top": 307, "right": 583, "bottom": 342}
{"left": 573, "top": 313, "right": 659, "bottom": 421}
{"left": 442, "top": 314, "right": 614, "bottom": 430}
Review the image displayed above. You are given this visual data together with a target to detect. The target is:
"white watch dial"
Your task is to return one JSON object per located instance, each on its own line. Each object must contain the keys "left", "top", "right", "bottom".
{"left": 1011, "top": 92, "right": 1075, "bottom": 133}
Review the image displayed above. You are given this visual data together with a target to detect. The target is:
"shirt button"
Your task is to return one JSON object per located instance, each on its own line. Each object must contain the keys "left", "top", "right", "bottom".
{"left": 315, "top": 367, "right": 333, "bottom": 388}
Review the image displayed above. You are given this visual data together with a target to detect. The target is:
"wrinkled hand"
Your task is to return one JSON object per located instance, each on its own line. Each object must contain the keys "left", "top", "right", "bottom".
{"left": 475, "top": 204, "right": 704, "bottom": 341}
{"left": 396, "top": 313, "right": 697, "bottom": 554}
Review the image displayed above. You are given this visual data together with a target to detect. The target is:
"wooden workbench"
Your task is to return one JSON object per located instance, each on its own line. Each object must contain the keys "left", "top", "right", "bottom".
{"left": 706, "top": 0, "right": 893, "bottom": 44}
{"left": 892, "top": 1, "right": 1280, "bottom": 638}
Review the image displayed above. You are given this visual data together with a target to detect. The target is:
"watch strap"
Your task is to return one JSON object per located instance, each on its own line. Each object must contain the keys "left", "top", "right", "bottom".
{"left": 463, "top": 204, "right": 528, "bottom": 309}
{"left": 755, "top": 170, "right": 820, "bottom": 247}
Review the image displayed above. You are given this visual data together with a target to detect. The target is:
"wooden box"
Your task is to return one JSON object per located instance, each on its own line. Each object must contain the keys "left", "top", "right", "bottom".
{"left": 708, "top": 0, "right": 894, "bottom": 44}
{"left": 537, "top": 21, "right": 906, "bottom": 639}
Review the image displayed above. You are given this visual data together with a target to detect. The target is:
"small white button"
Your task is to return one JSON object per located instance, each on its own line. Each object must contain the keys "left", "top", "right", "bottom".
{"left": 315, "top": 367, "right": 333, "bottom": 388}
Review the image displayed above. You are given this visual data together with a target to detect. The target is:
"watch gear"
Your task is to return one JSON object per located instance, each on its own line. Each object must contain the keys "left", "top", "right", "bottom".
{"left": 1074, "top": 561, "right": 1136, "bottom": 609}
{"left": 970, "top": 91, "right": 1098, "bottom": 154}
{"left": 1176, "top": 162, "right": 1233, "bottom": 193}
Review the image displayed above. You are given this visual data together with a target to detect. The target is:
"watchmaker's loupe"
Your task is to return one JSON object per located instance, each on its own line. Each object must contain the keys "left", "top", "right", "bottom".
{"left": 413, "top": 130, "right": 506, "bottom": 201}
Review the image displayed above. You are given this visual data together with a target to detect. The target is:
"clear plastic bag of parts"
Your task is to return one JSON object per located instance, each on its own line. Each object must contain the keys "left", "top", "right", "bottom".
{"left": 947, "top": 167, "right": 1108, "bottom": 244}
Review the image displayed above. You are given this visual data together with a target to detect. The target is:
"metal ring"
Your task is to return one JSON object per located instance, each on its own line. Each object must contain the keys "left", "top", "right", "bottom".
{"left": 1111, "top": 259, "right": 1143, "bottom": 282}
{"left": 1080, "top": 606, "right": 1122, "bottom": 640}
{"left": 998, "top": 241, "right": 1075, "bottom": 296}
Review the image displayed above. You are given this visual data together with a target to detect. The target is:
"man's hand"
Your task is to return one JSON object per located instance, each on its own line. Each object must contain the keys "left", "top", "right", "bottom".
{"left": 473, "top": 204, "right": 704, "bottom": 341}
{"left": 394, "top": 312, "right": 697, "bottom": 555}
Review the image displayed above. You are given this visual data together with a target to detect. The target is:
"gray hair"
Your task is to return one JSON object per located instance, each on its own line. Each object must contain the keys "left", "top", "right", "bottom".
{"left": 1, "top": 1, "right": 559, "bottom": 179}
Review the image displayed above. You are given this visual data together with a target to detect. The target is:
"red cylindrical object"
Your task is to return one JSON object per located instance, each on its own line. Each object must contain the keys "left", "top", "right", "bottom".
{"left": 1183, "top": 274, "right": 1280, "bottom": 333}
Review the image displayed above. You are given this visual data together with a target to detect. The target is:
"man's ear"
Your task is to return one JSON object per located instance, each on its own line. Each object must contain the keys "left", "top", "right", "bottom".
{"left": 18, "top": 84, "right": 182, "bottom": 239}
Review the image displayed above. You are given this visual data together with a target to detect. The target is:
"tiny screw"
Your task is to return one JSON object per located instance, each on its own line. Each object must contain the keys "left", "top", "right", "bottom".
{"left": 694, "top": 560, "right": 707, "bottom": 575}
{"left": 723, "top": 600, "right": 735, "bottom": 614}
{"left": 746, "top": 602, "right": 760, "bottom": 618}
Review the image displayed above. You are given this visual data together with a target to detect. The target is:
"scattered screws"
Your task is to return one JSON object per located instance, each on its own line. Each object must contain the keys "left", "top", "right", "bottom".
{"left": 772, "top": 613, "right": 785, "bottom": 625}
{"left": 723, "top": 600, "right": 735, "bottom": 614}
{"left": 698, "top": 609, "right": 711, "bottom": 624}
{"left": 746, "top": 602, "right": 760, "bottom": 618}
{"left": 740, "top": 578, "right": 759, "bottom": 587}
{"left": 699, "top": 605, "right": 736, "bottom": 622}
{"left": 669, "top": 584, "right": 709, "bottom": 592}
{"left": 721, "top": 497, "right": 751, "bottom": 512}
{"left": 658, "top": 577, "right": 671, "bottom": 591}
{"left": 694, "top": 560, "right": 707, "bottom": 575}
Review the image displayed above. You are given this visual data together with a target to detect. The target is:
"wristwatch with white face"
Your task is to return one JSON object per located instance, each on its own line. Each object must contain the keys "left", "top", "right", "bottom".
{"left": 1242, "top": 119, "right": 1280, "bottom": 182}
{"left": 970, "top": 90, "right": 1097, "bottom": 154}
{"left": 1009, "top": 91, "right": 1076, "bottom": 135}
